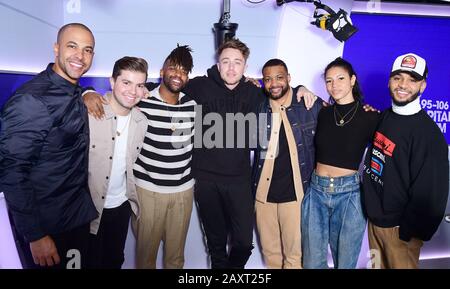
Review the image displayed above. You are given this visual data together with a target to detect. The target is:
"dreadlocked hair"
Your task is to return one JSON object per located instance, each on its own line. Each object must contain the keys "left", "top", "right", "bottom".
{"left": 163, "top": 44, "right": 194, "bottom": 73}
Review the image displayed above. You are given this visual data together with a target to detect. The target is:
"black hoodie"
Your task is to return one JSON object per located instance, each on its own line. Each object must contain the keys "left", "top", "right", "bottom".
{"left": 184, "top": 64, "right": 264, "bottom": 182}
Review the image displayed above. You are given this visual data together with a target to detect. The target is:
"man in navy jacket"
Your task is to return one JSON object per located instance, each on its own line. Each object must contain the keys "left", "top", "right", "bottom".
{"left": 253, "top": 58, "right": 322, "bottom": 268}
{"left": 0, "top": 23, "right": 97, "bottom": 269}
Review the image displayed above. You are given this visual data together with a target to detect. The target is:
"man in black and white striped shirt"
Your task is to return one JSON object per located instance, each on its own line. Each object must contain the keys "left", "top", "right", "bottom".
{"left": 131, "top": 45, "right": 196, "bottom": 269}
{"left": 82, "top": 46, "right": 196, "bottom": 268}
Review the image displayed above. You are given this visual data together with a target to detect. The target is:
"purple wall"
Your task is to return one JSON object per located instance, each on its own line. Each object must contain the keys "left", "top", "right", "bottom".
{"left": 343, "top": 13, "right": 450, "bottom": 143}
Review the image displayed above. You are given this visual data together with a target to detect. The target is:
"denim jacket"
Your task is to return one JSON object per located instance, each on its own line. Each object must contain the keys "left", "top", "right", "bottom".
{"left": 252, "top": 88, "right": 323, "bottom": 197}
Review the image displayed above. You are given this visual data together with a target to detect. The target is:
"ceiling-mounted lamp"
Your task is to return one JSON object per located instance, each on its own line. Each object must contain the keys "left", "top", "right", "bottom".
{"left": 213, "top": 0, "right": 239, "bottom": 49}
{"left": 277, "top": 0, "right": 358, "bottom": 42}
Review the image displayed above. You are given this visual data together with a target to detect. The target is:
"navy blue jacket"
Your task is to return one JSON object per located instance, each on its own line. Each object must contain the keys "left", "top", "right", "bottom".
{"left": 0, "top": 64, "right": 97, "bottom": 242}
{"left": 252, "top": 88, "right": 323, "bottom": 195}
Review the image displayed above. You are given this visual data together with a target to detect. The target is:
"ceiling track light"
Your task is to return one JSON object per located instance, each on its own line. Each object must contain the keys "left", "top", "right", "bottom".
{"left": 277, "top": 0, "right": 358, "bottom": 42}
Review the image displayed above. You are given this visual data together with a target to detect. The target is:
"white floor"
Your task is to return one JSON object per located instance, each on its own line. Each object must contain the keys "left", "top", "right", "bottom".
{"left": 2, "top": 189, "right": 449, "bottom": 269}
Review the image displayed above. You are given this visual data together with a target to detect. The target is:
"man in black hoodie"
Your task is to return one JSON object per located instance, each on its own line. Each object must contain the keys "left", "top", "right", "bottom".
{"left": 184, "top": 39, "right": 262, "bottom": 268}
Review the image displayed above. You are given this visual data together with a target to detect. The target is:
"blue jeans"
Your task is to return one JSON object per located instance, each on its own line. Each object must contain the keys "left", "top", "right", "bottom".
{"left": 301, "top": 171, "right": 366, "bottom": 269}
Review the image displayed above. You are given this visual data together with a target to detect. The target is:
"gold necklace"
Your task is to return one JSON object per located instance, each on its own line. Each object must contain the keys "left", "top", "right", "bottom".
{"left": 116, "top": 114, "right": 131, "bottom": 136}
{"left": 333, "top": 101, "right": 359, "bottom": 127}
{"left": 160, "top": 96, "right": 181, "bottom": 132}
{"left": 170, "top": 104, "right": 183, "bottom": 132}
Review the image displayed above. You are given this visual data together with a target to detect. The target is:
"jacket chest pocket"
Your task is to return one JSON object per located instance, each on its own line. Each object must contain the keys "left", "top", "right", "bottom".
{"left": 88, "top": 136, "right": 114, "bottom": 180}
{"left": 46, "top": 122, "right": 85, "bottom": 152}
{"left": 46, "top": 99, "right": 88, "bottom": 151}
{"left": 300, "top": 121, "right": 316, "bottom": 148}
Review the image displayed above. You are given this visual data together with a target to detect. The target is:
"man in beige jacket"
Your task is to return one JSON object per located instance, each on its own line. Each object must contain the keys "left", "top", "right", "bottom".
{"left": 87, "top": 56, "right": 148, "bottom": 268}
{"left": 82, "top": 46, "right": 196, "bottom": 269}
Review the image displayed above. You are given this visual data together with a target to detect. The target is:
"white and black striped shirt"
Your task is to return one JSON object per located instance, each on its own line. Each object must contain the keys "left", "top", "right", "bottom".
{"left": 134, "top": 86, "right": 196, "bottom": 193}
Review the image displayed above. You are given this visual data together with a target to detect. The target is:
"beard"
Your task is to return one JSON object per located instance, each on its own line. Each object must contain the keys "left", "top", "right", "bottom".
{"left": 267, "top": 85, "right": 289, "bottom": 101}
{"left": 163, "top": 75, "right": 184, "bottom": 94}
{"left": 391, "top": 90, "right": 420, "bottom": 106}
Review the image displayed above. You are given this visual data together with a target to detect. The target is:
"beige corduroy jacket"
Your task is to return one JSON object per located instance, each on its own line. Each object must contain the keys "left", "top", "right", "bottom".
{"left": 88, "top": 93, "right": 147, "bottom": 234}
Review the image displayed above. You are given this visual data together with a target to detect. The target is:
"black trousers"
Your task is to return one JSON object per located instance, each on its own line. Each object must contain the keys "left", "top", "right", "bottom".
{"left": 88, "top": 201, "right": 131, "bottom": 269}
{"left": 12, "top": 219, "right": 91, "bottom": 269}
{"left": 194, "top": 179, "right": 254, "bottom": 269}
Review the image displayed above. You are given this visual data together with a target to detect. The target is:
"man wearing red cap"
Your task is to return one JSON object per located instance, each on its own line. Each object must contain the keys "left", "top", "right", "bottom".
{"left": 362, "top": 53, "right": 449, "bottom": 269}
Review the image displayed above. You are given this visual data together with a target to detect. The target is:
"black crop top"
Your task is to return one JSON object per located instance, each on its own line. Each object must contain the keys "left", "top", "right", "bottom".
{"left": 315, "top": 101, "right": 380, "bottom": 170}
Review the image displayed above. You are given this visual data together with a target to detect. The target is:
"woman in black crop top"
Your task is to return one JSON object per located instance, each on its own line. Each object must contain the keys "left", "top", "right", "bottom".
{"left": 301, "top": 58, "right": 379, "bottom": 269}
